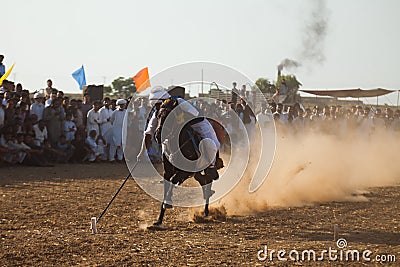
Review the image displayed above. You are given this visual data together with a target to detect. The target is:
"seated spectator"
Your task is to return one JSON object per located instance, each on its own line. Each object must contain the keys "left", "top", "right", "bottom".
{"left": 56, "top": 135, "right": 74, "bottom": 163}
{"left": 1, "top": 132, "right": 27, "bottom": 164}
{"left": 96, "top": 134, "right": 106, "bottom": 157}
{"left": 85, "top": 129, "right": 104, "bottom": 162}
{"left": 0, "top": 132, "right": 21, "bottom": 164}
{"left": 70, "top": 133, "right": 89, "bottom": 163}
{"left": 33, "top": 120, "right": 48, "bottom": 147}
{"left": 64, "top": 113, "right": 77, "bottom": 142}
{"left": 23, "top": 134, "right": 53, "bottom": 166}
{"left": 12, "top": 133, "right": 45, "bottom": 166}
{"left": 42, "top": 139, "right": 67, "bottom": 163}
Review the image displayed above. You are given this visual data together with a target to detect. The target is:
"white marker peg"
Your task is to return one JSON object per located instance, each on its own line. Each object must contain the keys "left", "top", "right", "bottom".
{"left": 333, "top": 224, "right": 339, "bottom": 241}
{"left": 91, "top": 217, "right": 98, "bottom": 234}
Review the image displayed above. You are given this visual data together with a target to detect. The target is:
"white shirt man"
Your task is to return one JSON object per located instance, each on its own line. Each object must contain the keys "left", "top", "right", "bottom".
{"left": 33, "top": 121, "right": 48, "bottom": 147}
{"left": 99, "top": 99, "right": 113, "bottom": 161}
{"left": 64, "top": 119, "right": 77, "bottom": 141}
{"left": 99, "top": 101, "right": 113, "bottom": 141}
{"left": 86, "top": 101, "right": 101, "bottom": 138}
{"left": 109, "top": 99, "right": 127, "bottom": 162}
{"left": 30, "top": 93, "right": 45, "bottom": 120}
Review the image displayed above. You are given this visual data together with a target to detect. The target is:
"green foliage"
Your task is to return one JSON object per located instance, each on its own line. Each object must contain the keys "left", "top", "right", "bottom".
{"left": 254, "top": 78, "right": 276, "bottom": 94}
{"left": 103, "top": 85, "right": 113, "bottom": 96}
{"left": 276, "top": 75, "right": 302, "bottom": 94}
{"left": 110, "top": 77, "right": 136, "bottom": 98}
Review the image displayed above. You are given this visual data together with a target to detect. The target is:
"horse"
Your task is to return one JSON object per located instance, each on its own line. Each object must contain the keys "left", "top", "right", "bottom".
{"left": 152, "top": 98, "right": 222, "bottom": 226}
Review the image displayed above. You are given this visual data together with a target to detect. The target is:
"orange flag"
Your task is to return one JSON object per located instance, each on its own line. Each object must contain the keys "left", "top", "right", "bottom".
{"left": 133, "top": 67, "right": 150, "bottom": 92}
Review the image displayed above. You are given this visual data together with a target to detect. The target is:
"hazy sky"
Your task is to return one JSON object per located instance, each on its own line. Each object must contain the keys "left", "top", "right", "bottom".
{"left": 2, "top": 0, "right": 400, "bottom": 104}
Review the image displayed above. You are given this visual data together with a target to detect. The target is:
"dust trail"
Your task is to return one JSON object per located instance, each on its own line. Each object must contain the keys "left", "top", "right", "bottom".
{"left": 137, "top": 209, "right": 150, "bottom": 230}
{"left": 219, "top": 126, "right": 400, "bottom": 216}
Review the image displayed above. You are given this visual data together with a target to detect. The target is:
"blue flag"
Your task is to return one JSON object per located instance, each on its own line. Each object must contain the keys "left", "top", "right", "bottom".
{"left": 72, "top": 65, "right": 86, "bottom": 90}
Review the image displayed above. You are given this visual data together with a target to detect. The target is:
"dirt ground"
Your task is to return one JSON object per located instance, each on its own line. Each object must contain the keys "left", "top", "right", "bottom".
{"left": 1, "top": 163, "right": 399, "bottom": 266}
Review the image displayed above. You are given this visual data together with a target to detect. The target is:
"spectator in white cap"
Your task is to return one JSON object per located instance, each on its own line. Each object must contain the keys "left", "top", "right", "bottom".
{"left": 109, "top": 98, "right": 127, "bottom": 162}
{"left": 30, "top": 93, "right": 45, "bottom": 121}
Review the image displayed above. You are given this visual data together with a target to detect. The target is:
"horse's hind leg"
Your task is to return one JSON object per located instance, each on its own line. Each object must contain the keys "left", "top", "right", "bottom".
{"left": 196, "top": 172, "right": 215, "bottom": 217}
{"left": 202, "top": 182, "right": 214, "bottom": 216}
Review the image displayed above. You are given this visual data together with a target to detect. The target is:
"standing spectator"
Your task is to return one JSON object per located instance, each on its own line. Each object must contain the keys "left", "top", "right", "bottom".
{"left": 231, "top": 82, "right": 239, "bottom": 106}
{"left": 43, "top": 98, "right": 65, "bottom": 147}
{"left": 86, "top": 100, "right": 101, "bottom": 138}
{"left": 15, "top": 83, "right": 23, "bottom": 95}
{"left": 0, "top": 55, "right": 5, "bottom": 76}
{"left": 239, "top": 84, "right": 247, "bottom": 98}
{"left": 57, "top": 90, "right": 64, "bottom": 99}
{"left": 45, "top": 79, "right": 56, "bottom": 98}
{"left": 4, "top": 99, "right": 16, "bottom": 126}
{"left": 292, "top": 108, "right": 306, "bottom": 132}
{"left": 45, "top": 89, "right": 57, "bottom": 107}
{"left": 274, "top": 103, "right": 288, "bottom": 124}
{"left": 109, "top": 99, "right": 126, "bottom": 162}
{"left": 240, "top": 98, "right": 255, "bottom": 125}
{"left": 0, "top": 94, "right": 4, "bottom": 130}
{"left": 99, "top": 97, "right": 113, "bottom": 161}
{"left": 62, "top": 96, "right": 71, "bottom": 114}
{"left": 81, "top": 93, "right": 92, "bottom": 126}
{"left": 30, "top": 93, "right": 45, "bottom": 120}
{"left": 2, "top": 91, "right": 12, "bottom": 106}
{"left": 74, "top": 99, "right": 84, "bottom": 131}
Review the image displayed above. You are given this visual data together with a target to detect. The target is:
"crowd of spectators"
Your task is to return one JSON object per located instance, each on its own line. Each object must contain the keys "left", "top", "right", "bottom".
{"left": 1, "top": 75, "right": 399, "bottom": 167}
{"left": 0, "top": 78, "right": 151, "bottom": 167}
{"left": 264, "top": 102, "right": 400, "bottom": 136}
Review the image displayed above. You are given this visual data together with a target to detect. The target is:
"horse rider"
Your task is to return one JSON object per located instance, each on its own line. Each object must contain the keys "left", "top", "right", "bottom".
{"left": 137, "top": 86, "right": 221, "bottom": 198}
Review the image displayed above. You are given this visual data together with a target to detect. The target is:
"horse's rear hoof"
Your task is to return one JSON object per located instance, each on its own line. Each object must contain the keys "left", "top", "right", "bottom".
{"left": 204, "top": 207, "right": 209, "bottom": 217}
{"left": 147, "top": 222, "right": 166, "bottom": 230}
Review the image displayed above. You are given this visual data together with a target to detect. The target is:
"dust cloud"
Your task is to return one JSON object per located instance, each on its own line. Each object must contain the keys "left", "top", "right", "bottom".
{"left": 219, "top": 125, "right": 400, "bottom": 216}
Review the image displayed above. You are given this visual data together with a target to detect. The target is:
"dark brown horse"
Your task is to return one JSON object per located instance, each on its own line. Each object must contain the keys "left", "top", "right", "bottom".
{"left": 153, "top": 98, "right": 221, "bottom": 226}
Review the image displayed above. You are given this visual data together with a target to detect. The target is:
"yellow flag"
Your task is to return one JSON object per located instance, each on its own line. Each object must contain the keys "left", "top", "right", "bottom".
{"left": 0, "top": 63, "right": 15, "bottom": 86}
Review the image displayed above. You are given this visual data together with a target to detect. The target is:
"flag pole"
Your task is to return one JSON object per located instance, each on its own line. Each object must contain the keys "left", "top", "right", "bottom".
{"left": 201, "top": 69, "right": 204, "bottom": 95}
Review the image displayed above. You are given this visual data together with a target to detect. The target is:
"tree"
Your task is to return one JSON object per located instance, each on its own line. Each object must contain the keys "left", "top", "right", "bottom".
{"left": 111, "top": 77, "right": 136, "bottom": 98}
{"left": 276, "top": 74, "right": 302, "bottom": 95}
{"left": 103, "top": 85, "right": 113, "bottom": 96}
{"left": 254, "top": 78, "right": 276, "bottom": 94}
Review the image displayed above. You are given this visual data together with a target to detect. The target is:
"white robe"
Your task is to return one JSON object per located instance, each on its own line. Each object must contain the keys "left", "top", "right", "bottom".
{"left": 99, "top": 106, "right": 113, "bottom": 143}
{"left": 86, "top": 109, "right": 101, "bottom": 136}
{"left": 110, "top": 109, "right": 126, "bottom": 146}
